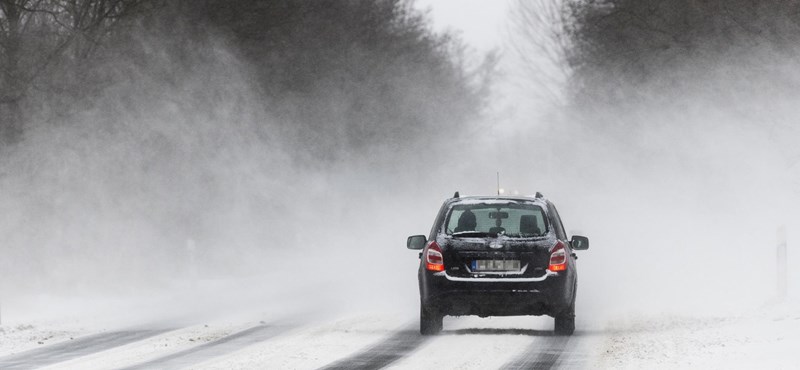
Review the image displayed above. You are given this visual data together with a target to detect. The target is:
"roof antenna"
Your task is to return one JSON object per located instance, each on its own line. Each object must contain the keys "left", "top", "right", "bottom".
{"left": 496, "top": 171, "right": 500, "bottom": 196}
{"left": 453, "top": 191, "right": 460, "bottom": 198}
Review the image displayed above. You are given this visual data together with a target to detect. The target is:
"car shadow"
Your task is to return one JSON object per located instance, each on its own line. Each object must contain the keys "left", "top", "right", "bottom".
{"left": 443, "top": 328, "right": 556, "bottom": 336}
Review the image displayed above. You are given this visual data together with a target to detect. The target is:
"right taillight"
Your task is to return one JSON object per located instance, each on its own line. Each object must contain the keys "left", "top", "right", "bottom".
{"left": 425, "top": 241, "right": 444, "bottom": 272}
{"left": 548, "top": 240, "right": 567, "bottom": 272}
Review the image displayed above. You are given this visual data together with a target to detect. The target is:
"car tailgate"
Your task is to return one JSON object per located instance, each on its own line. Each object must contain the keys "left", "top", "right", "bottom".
{"left": 441, "top": 237, "right": 551, "bottom": 278}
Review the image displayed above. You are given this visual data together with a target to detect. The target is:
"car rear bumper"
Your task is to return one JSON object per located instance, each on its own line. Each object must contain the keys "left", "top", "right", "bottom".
{"left": 420, "top": 270, "right": 573, "bottom": 317}
{"left": 440, "top": 270, "right": 557, "bottom": 283}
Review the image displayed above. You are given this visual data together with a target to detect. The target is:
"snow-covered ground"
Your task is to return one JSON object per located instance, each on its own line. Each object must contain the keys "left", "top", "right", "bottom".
{"left": 596, "top": 300, "right": 800, "bottom": 369}
{"left": 0, "top": 321, "right": 87, "bottom": 358}
{"left": 2, "top": 294, "right": 799, "bottom": 369}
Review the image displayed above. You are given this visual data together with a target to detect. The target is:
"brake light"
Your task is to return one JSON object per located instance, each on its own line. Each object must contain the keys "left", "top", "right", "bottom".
{"left": 548, "top": 240, "right": 567, "bottom": 272}
{"left": 425, "top": 241, "right": 445, "bottom": 272}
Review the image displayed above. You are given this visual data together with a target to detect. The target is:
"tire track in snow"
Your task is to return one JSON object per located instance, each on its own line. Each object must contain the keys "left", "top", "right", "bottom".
{"left": 500, "top": 335, "right": 574, "bottom": 370}
{"left": 318, "top": 323, "right": 428, "bottom": 370}
{"left": 120, "top": 323, "right": 294, "bottom": 370}
{"left": 0, "top": 329, "right": 170, "bottom": 370}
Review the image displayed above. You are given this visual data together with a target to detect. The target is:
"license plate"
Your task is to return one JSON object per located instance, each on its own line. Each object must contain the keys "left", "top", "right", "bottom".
{"left": 471, "top": 259, "right": 521, "bottom": 272}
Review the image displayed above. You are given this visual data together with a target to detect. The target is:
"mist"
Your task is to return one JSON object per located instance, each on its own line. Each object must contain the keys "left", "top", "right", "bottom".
{"left": 1, "top": 0, "right": 799, "bottom": 341}
{"left": 0, "top": 0, "right": 486, "bottom": 330}
{"left": 497, "top": 15, "right": 800, "bottom": 320}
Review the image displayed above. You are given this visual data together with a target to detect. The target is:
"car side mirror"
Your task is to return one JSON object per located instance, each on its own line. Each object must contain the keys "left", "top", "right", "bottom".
{"left": 570, "top": 235, "right": 589, "bottom": 250}
{"left": 407, "top": 235, "right": 427, "bottom": 250}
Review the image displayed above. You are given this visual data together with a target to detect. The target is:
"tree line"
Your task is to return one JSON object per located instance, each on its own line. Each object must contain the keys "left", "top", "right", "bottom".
{"left": 0, "top": 0, "right": 494, "bottom": 286}
{"left": 515, "top": 0, "right": 800, "bottom": 106}
{"left": 0, "top": 0, "right": 491, "bottom": 153}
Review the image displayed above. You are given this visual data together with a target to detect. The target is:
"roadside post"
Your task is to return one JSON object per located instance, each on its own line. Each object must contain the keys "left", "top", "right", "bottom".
{"left": 777, "top": 226, "right": 788, "bottom": 300}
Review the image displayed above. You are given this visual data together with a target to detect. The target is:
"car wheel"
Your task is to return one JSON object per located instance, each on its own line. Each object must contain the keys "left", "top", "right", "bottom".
{"left": 420, "top": 303, "right": 443, "bottom": 335}
{"left": 554, "top": 314, "right": 575, "bottom": 336}
{"left": 554, "top": 292, "right": 576, "bottom": 336}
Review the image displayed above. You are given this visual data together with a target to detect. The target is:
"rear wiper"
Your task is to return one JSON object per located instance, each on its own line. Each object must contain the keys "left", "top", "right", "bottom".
{"left": 451, "top": 231, "right": 492, "bottom": 237}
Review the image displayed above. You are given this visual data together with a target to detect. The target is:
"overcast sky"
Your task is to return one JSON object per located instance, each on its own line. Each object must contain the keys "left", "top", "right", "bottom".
{"left": 414, "top": 0, "right": 513, "bottom": 52}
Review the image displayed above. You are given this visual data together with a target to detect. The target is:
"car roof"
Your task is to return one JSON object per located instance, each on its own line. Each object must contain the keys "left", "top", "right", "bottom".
{"left": 446, "top": 195, "right": 548, "bottom": 205}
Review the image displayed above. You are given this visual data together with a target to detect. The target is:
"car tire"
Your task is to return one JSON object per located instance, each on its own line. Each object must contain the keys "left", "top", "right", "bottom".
{"left": 554, "top": 291, "right": 576, "bottom": 336}
{"left": 420, "top": 303, "right": 443, "bottom": 335}
{"left": 554, "top": 314, "right": 575, "bottom": 336}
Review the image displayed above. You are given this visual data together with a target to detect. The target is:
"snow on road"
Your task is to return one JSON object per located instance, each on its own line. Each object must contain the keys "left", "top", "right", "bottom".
{"left": 0, "top": 323, "right": 87, "bottom": 359}
{"left": 1, "top": 301, "right": 799, "bottom": 369}
{"left": 0, "top": 329, "right": 169, "bottom": 370}
{"left": 388, "top": 316, "right": 555, "bottom": 370}
{"left": 198, "top": 313, "right": 412, "bottom": 369}
{"left": 37, "top": 322, "right": 252, "bottom": 370}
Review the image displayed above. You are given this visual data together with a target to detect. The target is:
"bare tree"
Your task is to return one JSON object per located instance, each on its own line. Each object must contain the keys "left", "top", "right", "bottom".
{"left": 0, "top": 0, "right": 151, "bottom": 142}
{"left": 1, "top": 0, "right": 37, "bottom": 141}
{"left": 509, "top": 0, "right": 577, "bottom": 106}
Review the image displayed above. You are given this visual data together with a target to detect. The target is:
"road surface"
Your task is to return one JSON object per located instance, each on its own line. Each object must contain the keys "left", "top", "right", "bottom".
{"left": 0, "top": 315, "right": 600, "bottom": 369}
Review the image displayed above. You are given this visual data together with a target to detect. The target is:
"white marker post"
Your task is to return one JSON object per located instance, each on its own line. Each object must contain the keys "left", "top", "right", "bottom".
{"left": 777, "top": 226, "right": 788, "bottom": 300}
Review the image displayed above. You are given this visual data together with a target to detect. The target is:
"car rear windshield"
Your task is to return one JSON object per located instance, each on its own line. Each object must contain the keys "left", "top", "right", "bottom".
{"left": 444, "top": 202, "right": 548, "bottom": 237}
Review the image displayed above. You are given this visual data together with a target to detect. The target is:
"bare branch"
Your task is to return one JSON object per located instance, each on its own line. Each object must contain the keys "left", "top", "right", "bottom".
{"left": 509, "top": 0, "right": 576, "bottom": 105}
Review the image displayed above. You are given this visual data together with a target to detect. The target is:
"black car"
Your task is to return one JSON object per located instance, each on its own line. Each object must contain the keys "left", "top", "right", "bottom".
{"left": 407, "top": 192, "right": 589, "bottom": 335}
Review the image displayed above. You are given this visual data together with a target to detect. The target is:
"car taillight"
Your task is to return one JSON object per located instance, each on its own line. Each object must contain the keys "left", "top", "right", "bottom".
{"left": 425, "top": 241, "right": 444, "bottom": 272}
{"left": 548, "top": 240, "right": 568, "bottom": 272}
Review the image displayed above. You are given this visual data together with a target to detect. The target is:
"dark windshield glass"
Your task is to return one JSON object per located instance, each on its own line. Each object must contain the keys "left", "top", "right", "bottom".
{"left": 444, "top": 202, "right": 548, "bottom": 237}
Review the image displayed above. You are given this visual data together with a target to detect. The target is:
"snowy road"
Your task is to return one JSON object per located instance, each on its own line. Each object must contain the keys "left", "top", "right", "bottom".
{"left": 0, "top": 315, "right": 604, "bottom": 369}
{"left": 1, "top": 304, "right": 798, "bottom": 369}
{"left": 119, "top": 323, "right": 295, "bottom": 370}
{"left": 0, "top": 329, "right": 169, "bottom": 370}
{"left": 501, "top": 335, "right": 573, "bottom": 370}
{"left": 319, "top": 324, "right": 428, "bottom": 370}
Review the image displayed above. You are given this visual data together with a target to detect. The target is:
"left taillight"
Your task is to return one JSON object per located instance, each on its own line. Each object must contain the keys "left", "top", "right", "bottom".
{"left": 548, "top": 240, "right": 568, "bottom": 272}
{"left": 425, "top": 241, "right": 444, "bottom": 272}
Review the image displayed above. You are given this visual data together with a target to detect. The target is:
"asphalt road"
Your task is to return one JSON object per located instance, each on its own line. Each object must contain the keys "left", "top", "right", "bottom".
{"left": 0, "top": 319, "right": 590, "bottom": 369}
{"left": 119, "top": 324, "right": 295, "bottom": 370}
{"left": 0, "top": 329, "right": 170, "bottom": 370}
{"left": 320, "top": 324, "right": 428, "bottom": 370}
